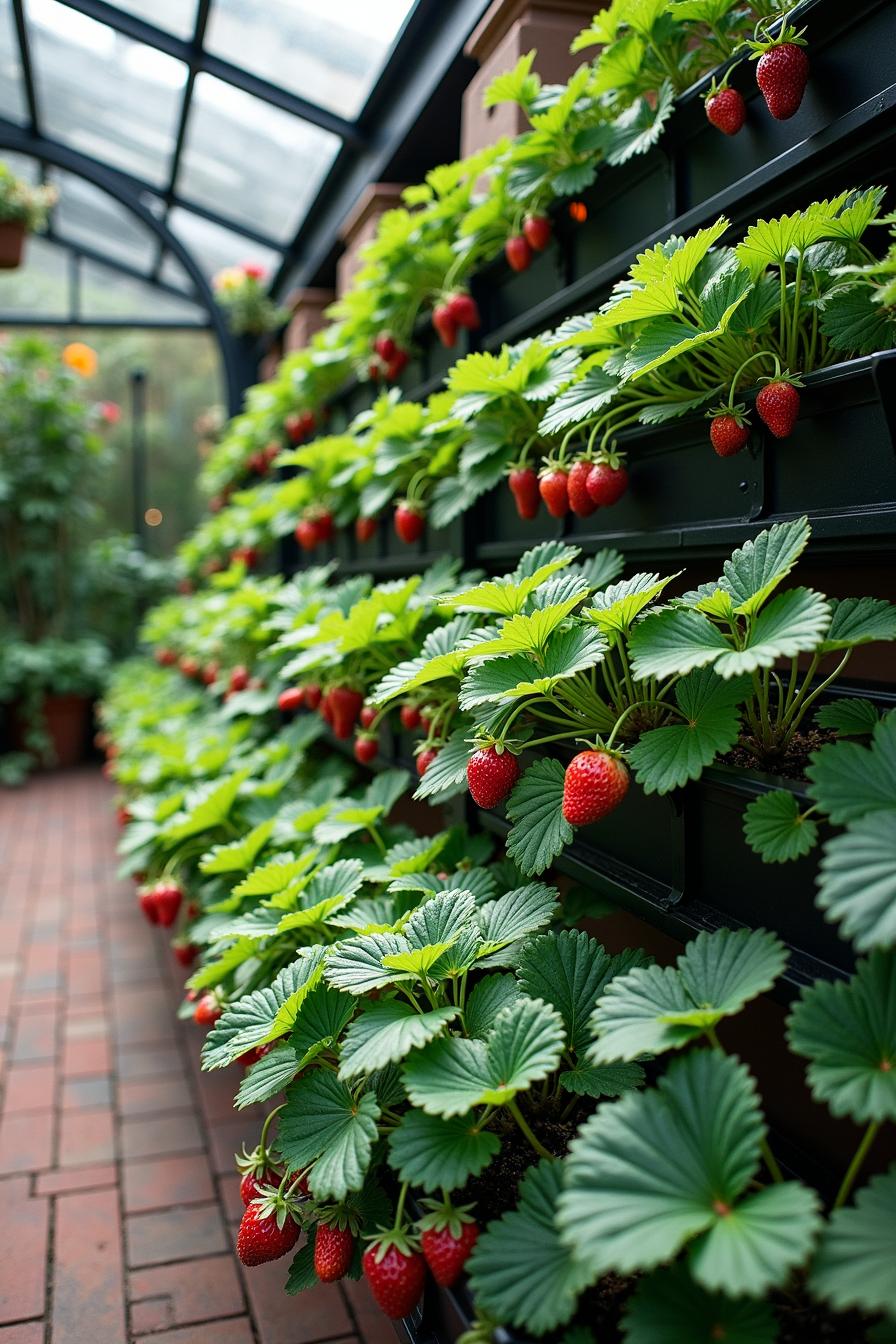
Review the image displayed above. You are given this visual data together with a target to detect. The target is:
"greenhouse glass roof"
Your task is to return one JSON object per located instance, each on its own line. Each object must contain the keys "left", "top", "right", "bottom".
{"left": 0, "top": 0, "right": 422, "bottom": 325}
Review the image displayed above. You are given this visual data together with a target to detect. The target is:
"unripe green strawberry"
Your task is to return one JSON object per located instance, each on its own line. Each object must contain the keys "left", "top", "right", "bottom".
{"left": 314, "top": 1224, "right": 355, "bottom": 1282}
{"left": 562, "top": 750, "right": 630, "bottom": 826}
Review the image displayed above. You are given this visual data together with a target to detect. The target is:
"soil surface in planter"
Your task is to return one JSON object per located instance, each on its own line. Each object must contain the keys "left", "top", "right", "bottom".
{"left": 723, "top": 727, "right": 837, "bottom": 781}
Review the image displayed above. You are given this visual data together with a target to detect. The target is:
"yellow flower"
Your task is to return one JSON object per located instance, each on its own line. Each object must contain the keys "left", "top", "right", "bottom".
{"left": 62, "top": 342, "right": 98, "bottom": 377}
{"left": 213, "top": 266, "right": 243, "bottom": 293}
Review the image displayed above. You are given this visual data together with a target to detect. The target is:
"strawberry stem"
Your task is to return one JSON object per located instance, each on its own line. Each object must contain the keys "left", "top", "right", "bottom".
{"left": 506, "top": 1098, "right": 553, "bottom": 1160}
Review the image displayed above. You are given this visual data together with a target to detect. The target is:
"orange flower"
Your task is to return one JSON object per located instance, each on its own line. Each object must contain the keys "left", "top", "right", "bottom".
{"left": 62, "top": 342, "right": 98, "bottom": 377}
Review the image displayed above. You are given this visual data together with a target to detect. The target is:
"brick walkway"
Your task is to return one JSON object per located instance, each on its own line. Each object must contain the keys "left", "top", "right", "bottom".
{"left": 0, "top": 768, "right": 395, "bottom": 1344}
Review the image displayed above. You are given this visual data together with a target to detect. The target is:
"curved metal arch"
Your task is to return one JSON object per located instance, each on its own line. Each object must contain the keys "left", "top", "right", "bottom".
{"left": 0, "top": 123, "right": 256, "bottom": 414}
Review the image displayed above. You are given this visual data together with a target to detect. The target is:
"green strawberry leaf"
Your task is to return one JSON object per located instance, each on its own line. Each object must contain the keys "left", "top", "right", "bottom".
{"left": 815, "top": 698, "right": 880, "bottom": 736}
{"left": 629, "top": 608, "right": 731, "bottom": 680}
{"left": 387, "top": 1109, "right": 500, "bottom": 1192}
{"left": 629, "top": 668, "right": 749, "bottom": 794}
{"left": 161, "top": 768, "right": 252, "bottom": 840}
{"left": 475, "top": 883, "right": 559, "bottom": 964}
{"left": 403, "top": 997, "right": 565, "bottom": 1116}
{"left": 810, "top": 1165, "right": 896, "bottom": 1315}
{"left": 622, "top": 1265, "right": 777, "bottom": 1344}
{"left": 714, "top": 589, "right": 831, "bottom": 678}
{"left": 285, "top": 1227, "right": 318, "bottom": 1295}
{"left": 517, "top": 929, "right": 629, "bottom": 1052}
{"left": 200, "top": 819, "right": 275, "bottom": 874}
{"left": 413, "top": 728, "right": 472, "bottom": 802}
{"left": 339, "top": 999, "right": 459, "bottom": 1079}
{"left": 590, "top": 927, "right": 787, "bottom": 1062}
{"left": 506, "top": 759, "right": 572, "bottom": 877}
{"left": 460, "top": 627, "right": 607, "bottom": 709}
{"left": 558, "top": 1061, "right": 645, "bottom": 1098}
{"left": 558, "top": 1050, "right": 820, "bottom": 1294}
{"left": 201, "top": 948, "right": 326, "bottom": 1069}
{"left": 467, "top": 1160, "right": 593, "bottom": 1335}
{"left": 787, "top": 951, "right": 896, "bottom": 1123}
{"left": 440, "top": 557, "right": 576, "bottom": 617}
{"left": 807, "top": 714, "right": 896, "bottom": 825}
{"left": 720, "top": 516, "right": 811, "bottom": 617}
{"left": 289, "top": 983, "right": 356, "bottom": 1062}
{"left": 235, "top": 1043, "right": 301, "bottom": 1109}
{"left": 819, "top": 597, "right": 896, "bottom": 652}
{"left": 324, "top": 933, "right": 413, "bottom": 995}
{"left": 584, "top": 571, "right": 681, "bottom": 641}
{"left": 816, "top": 813, "right": 896, "bottom": 951}
{"left": 742, "top": 790, "right": 819, "bottom": 863}
{"left": 278, "top": 1071, "right": 380, "bottom": 1200}
{"left": 233, "top": 852, "right": 316, "bottom": 898}
{"left": 464, "top": 973, "right": 522, "bottom": 1038}
{"left": 538, "top": 366, "right": 620, "bottom": 435}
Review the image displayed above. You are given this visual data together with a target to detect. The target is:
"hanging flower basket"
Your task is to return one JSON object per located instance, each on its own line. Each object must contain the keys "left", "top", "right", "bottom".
{"left": 0, "top": 160, "right": 58, "bottom": 271}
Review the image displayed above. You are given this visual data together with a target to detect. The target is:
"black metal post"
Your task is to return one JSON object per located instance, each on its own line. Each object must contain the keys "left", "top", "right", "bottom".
{"left": 130, "top": 369, "right": 148, "bottom": 548}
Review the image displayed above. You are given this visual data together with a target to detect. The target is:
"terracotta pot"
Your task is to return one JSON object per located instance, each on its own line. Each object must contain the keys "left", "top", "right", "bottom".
{"left": 41, "top": 693, "right": 90, "bottom": 767}
{"left": 0, "top": 221, "right": 26, "bottom": 270}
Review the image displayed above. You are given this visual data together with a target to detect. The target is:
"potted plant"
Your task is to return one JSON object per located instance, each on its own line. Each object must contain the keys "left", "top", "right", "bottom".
{"left": 213, "top": 263, "right": 289, "bottom": 337}
{"left": 0, "top": 161, "right": 57, "bottom": 269}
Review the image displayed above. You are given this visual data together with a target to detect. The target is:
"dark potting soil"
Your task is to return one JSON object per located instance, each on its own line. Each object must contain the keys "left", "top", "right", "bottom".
{"left": 722, "top": 727, "right": 837, "bottom": 781}
{"left": 773, "top": 1289, "right": 875, "bottom": 1342}
{"left": 460, "top": 1115, "right": 578, "bottom": 1223}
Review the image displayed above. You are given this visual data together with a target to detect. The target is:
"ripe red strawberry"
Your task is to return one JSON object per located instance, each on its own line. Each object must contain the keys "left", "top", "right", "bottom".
{"left": 232, "top": 544, "right": 260, "bottom": 568}
{"left": 375, "top": 333, "right": 398, "bottom": 362}
{"left": 360, "top": 705, "right": 377, "bottom": 729}
{"left": 116, "top": 805, "right": 131, "bottom": 828}
{"left": 157, "top": 646, "right": 176, "bottom": 666}
{"left": 296, "top": 518, "right": 319, "bottom": 551}
{"left": 202, "top": 662, "right": 219, "bottom": 687}
{"left": 755, "top": 41, "right": 809, "bottom": 120}
{"left": 417, "top": 747, "right": 438, "bottom": 778}
{"left": 304, "top": 683, "right": 322, "bottom": 711}
{"left": 354, "top": 733, "right": 378, "bottom": 765}
{"left": 230, "top": 665, "right": 250, "bottom": 693}
{"left": 421, "top": 1221, "right": 479, "bottom": 1288}
{"left": 447, "top": 292, "right": 480, "bottom": 330}
{"left": 568, "top": 459, "right": 597, "bottom": 517}
{"left": 362, "top": 1242, "right": 425, "bottom": 1318}
{"left": 432, "top": 304, "right": 458, "bottom": 348}
{"left": 284, "top": 413, "right": 304, "bottom": 443}
{"left": 312, "top": 509, "right": 334, "bottom": 544}
{"left": 278, "top": 686, "right": 305, "bottom": 712}
{"left": 508, "top": 467, "right": 540, "bottom": 520}
{"left": 330, "top": 687, "right": 364, "bottom": 739}
{"left": 368, "top": 360, "right": 382, "bottom": 382}
{"left": 467, "top": 746, "right": 520, "bottom": 809}
{"left": 355, "top": 516, "right": 378, "bottom": 543}
{"left": 179, "top": 655, "right": 200, "bottom": 679}
{"left": 239, "top": 1168, "right": 279, "bottom": 1207}
{"left": 173, "top": 941, "right": 198, "bottom": 968}
{"left": 394, "top": 502, "right": 425, "bottom": 544}
{"left": 539, "top": 468, "right": 569, "bottom": 518}
{"left": 300, "top": 410, "right": 316, "bottom": 437}
{"left": 400, "top": 703, "right": 421, "bottom": 731}
{"left": 523, "top": 214, "right": 552, "bottom": 252}
{"left": 709, "top": 412, "right": 751, "bottom": 457}
{"left": 315, "top": 1224, "right": 355, "bottom": 1282}
{"left": 705, "top": 86, "right": 746, "bottom": 135}
{"left": 237, "top": 1200, "right": 300, "bottom": 1266}
{"left": 562, "top": 750, "right": 630, "bottom": 826}
{"left": 505, "top": 235, "right": 533, "bottom": 273}
{"left": 385, "top": 349, "right": 409, "bottom": 382}
{"left": 756, "top": 380, "right": 801, "bottom": 438}
{"left": 194, "top": 993, "right": 223, "bottom": 1026}
{"left": 586, "top": 461, "right": 629, "bottom": 506}
{"left": 153, "top": 881, "right": 182, "bottom": 928}
{"left": 138, "top": 886, "right": 159, "bottom": 926}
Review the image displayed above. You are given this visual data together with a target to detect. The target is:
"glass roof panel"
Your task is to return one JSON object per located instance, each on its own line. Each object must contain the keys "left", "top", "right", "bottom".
{"left": 166, "top": 205, "right": 280, "bottom": 281}
{"left": 158, "top": 251, "right": 195, "bottom": 294}
{"left": 178, "top": 73, "right": 340, "bottom": 245}
{"left": 26, "top": 0, "right": 187, "bottom": 186}
{"left": 113, "top": 0, "right": 199, "bottom": 40}
{"left": 0, "top": 234, "right": 69, "bottom": 316}
{"left": 49, "top": 169, "right": 157, "bottom": 271}
{"left": 77, "top": 258, "right": 207, "bottom": 321}
{"left": 204, "top": 0, "right": 416, "bottom": 120}
{"left": 0, "top": 0, "right": 27, "bottom": 123}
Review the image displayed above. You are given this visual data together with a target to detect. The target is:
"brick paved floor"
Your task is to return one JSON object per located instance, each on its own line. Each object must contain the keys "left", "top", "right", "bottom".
{"left": 0, "top": 768, "right": 397, "bottom": 1344}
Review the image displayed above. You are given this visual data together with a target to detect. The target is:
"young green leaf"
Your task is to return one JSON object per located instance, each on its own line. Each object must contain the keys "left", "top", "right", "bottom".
{"left": 720, "top": 516, "right": 811, "bottom": 617}
{"left": 387, "top": 1109, "right": 500, "bottom": 1193}
{"left": 558, "top": 1050, "right": 820, "bottom": 1294}
{"left": 589, "top": 927, "right": 787, "bottom": 1062}
{"left": 467, "top": 1160, "right": 593, "bottom": 1335}
{"left": 787, "top": 951, "right": 896, "bottom": 1123}
{"left": 200, "top": 818, "right": 275, "bottom": 874}
{"left": 743, "top": 790, "right": 819, "bottom": 863}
